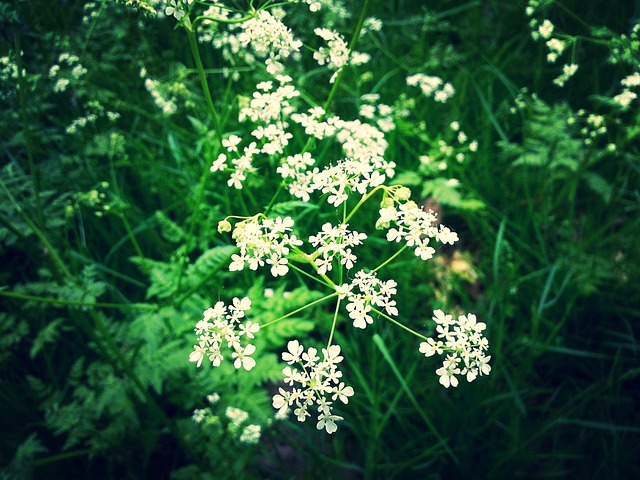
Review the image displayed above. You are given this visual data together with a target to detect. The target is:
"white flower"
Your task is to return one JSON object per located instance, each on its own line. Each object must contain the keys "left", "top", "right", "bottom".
{"left": 273, "top": 342, "right": 353, "bottom": 434}
{"left": 613, "top": 90, "right": 637, "bottom": 107}
{"left": 317, "top": 412, "right": 343, "bottom": 434}
{"left": 538, "top": 19, "right": 554, "bottom": 39}
{"left": 210, "top": 153, "right": 228, "bottom": 172}
{"left": 222, "top": 134, "right": 242, "bottom": 152}
{"left": 436, "top": 363, "right": 460, "bottom": 388}
{"left": 282, "top": 339, "right": 303, "bottom": 364}
{"left": 420, "top": 309, "right": 491, "bottom": 387}
{"left": 332, "top": 382, "right": 354, "bottom": 404}
{"left": 239, "top": 424, "right": 261, "bottom": 444}
{"left": 272, "top": 387, "right": 290, "bottom": 417}
{"left": 189, "top": 298, "right": 259, "bottom": 371}
{"left": 233, "top": 343, "right": 257, "bottom": 371}
{"left": 238, "top": 321, "right": 260, "bottom": 339}
{"left": 621, "top": 72, "right": 640, "bottom": 88}
{"left": 189, "top": 343, "right": 206, "bottom": 367}
{"left": 165, "top": 0, "right": 185, "bottom": 21}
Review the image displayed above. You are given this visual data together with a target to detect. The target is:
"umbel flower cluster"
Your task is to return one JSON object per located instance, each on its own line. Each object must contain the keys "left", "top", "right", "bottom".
{"left": 189, "top": 297, "right": 260, "bottom": 371}
{"left": 177, "top": 0, "right": 491, "bottom": 434}
{"left": 419, "top": 310, "right": 491, "bottom": 387}
{"left": 272, "top": 341, "right": 354, "bottom": 434}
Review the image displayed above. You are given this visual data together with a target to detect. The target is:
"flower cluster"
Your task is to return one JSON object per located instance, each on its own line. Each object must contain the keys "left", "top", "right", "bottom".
{"left": 308, "top": 222, "right": 367, "bottom": 274}
{"left": 314, "top": 27, "right": 350, "bottom": 70}
{"left": 290, "top": 106, "right": 336, "bottom": 139}
{"left": 274, "top": 115, "right": 393, "bottom": 205}
{"left": 553, "top": 63, "right": 578, "bottom": 87}
{"left": 614, "top": 70, "right": 639, "bottom": 108}
{"left": 526, "top": 7, "right": 579, "bottom": 88}
{"left": 359, "top": 93, "right": 395, "bottom": 132}
{"left": 189, "top": 297, "right": 260, "bottom": 370}
{"left": 239, "top": 77, "right": 300, "bottom": 123}
{"left": 419, "top": 309, "right": 491, "bottom": 387}
{"left": 309, "top": 157, "right": 387, "bottom": 207}
{"left": 192, "top": 394, "right": 263, "bottom": 445}
{"left": 568, "top": 110, "right": 608, "bottom": 146}
{"left": 238, "top": 10, "right": 303, "bottom": 74}
{"left": 378, "top": 198, "right": 458, "bottom": 261}
{"left": 313, "top": 27, "right": 369, "bottom": 82}
{"left": 227, "top": 216, "right": 303, "bottom": 277}
{"left": 49, "top": 53, "right": 88, "bottom": 93}
{"left": 140, "top": 66, "right": 179, "bottom": 115}
{"left": 337, "top": 270, "right": 398, "bottom": 329}
{"left": 210, "top": 138, "right": 260, "bottom": 189}
{"left": 406, "top": 73, "right": 455, "bottom": 103}
{"left": 272, "top": 341, "right": 354, "bottom": 433}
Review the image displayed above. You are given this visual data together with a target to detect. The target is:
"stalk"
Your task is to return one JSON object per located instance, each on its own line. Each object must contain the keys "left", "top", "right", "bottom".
{"left": 13, "top": 30, "right": 43, "bottom": 231}
{"left": 321, "top": 0, "right": 371, "bottom": 112}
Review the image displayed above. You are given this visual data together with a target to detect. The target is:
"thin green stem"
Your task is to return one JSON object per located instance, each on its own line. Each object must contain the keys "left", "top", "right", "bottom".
{"left": 344, "top": 185, "right": 385, "bottom": 223}
{"left": 185, "top": 17, "right": 220, "bottom": 132}
{"left": 263, "top": 182, "right": 285, "bottom": 215}
{"left": 13, "top": 31, "right": 43, "bottom": 231}
{"left": 108, "top": 138, "right": 144, "bottom": 258}
{"left": 288, "top": 263, "right": 334, "bottom": 289}
{"left": 321, "top": 0, "right": 371, "bottom": 113}
{"left": 0, "top": 289, "right": 157, "bottom": 310}
{"left": 372, "top": 245, "right": 408, "bottom": 273}
{"left": 290, "top": 245, "right": 336, "bottom": 287}
{"left": 372, "top": 306, "right": 429, "bottom": 341}
{"left": 80, "top": 0, "right": 107, "bottom": 61}
{"left": 32, "top": 448, "right": 94, "bottom": 466}
{"left": 0, "top": 176, "right": 71, "bottom": 279}
{"left": 327, "top": 296, "right": 342, "bottom": 347}
{"left": 192, "top": 13, "right": 254, "bottom": 29}
{"left": 259, "top": 293, "right": 336, "bottom": 328}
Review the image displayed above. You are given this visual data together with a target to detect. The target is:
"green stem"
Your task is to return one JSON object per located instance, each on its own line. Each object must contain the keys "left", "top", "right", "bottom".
{"left": 32, "top": 448, "right": 94, "bottom": 466}
{"left": 0, "top": 289, "right": 157, "bottom": 310}
{"left": 344, "top": 185, "right": 385, "bottom": 223}
{"left": 290, "top": 246, "right": 336, "bottom": 287}
{"left": 327, "top": 296, "right": 342, "bottom": 347}
{"left": 13, "top": 32, "right": 43, "bottom": 231}
{"left": 80, "top": 0, "right": 107, "bottom": 61}
{"left": 108, "top": 138, "right": 144, "bottom": 258}
{"left": 192, "top": 13, "right": 254, "bottom": 29}
{"left": 372, "top": 306, "right": 429, "bottom": 341}
{"left": 321, "top": 0, "right": 371, "bottom": 113}
{"left": 0, "top": 176, "right": 71, "bottom": 279}
{"left": 259, "top": 293, "right": 336, "bottom": 328}
{"left": 372, "top": 244, "right": 408, "bottom": 273}
{"left": 185, "top": 17, "right": 220, "bottom": 132}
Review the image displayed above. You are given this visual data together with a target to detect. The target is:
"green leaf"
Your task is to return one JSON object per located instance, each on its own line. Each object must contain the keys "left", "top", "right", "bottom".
{"left": 391, "top": 170, "right": 422, "bottom": 187}
{"left": 30, "top": 318, "right": 66, "bottom": 359}
{"left": 154, "top": 210, "right": 185, "bottom": 243}
{"left": 130, "top": 256, "right": 181, "bottom": 300}
{"left": 581, "top": 171, "right": 613, "bottom": 204}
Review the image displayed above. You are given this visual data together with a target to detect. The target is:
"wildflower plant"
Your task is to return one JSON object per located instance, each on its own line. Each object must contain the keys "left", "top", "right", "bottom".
{"left": 166, "top": 0, "right": 492, "bottom": 436}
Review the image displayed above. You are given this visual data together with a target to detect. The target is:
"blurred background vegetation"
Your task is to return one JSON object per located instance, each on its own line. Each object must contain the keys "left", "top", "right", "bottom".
{"left": 1, "top": 0, "right": 639, "bottom": 478}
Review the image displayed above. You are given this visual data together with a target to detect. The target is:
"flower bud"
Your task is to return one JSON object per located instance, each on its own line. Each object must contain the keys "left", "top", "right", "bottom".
{"left": 218, "top": 219, "right": 232, "bottom": 233}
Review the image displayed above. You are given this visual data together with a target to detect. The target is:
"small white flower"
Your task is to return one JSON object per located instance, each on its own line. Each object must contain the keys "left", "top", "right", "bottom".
{"left": 233, "top": 343, "right": 257, "bottom": 371}
{"left": 317, "top": 412, "right": 343, "bottom": 434}
{"left": 222, "top": 135, "right": 242, "bottom": 152}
